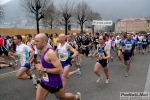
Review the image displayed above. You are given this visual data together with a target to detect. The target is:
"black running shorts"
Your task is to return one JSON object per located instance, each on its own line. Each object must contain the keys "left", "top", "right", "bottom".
{"left": 123, "top": 53, "right": 132, "bottom": 61}
{"left": 40, "top": 81, "right": 63, "bottom": 94}
{"left": 0, "top": 46, "right": 8, "bottom": 56}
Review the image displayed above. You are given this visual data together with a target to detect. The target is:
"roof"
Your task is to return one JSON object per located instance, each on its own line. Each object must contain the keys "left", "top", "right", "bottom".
{"left": 120, "top": 18, "right": 146, "bottom": 22}
{"left": 145, "top": 17, "right": 150, "bottom": 20}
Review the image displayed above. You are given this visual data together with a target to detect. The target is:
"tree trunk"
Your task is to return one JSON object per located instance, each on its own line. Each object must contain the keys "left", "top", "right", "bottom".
{"left": 36, "top": 14, "right": 40, "bottom": 34}
{"left": 50, "top": 21, "right": 52, "bottom": 29}
{"left": 65, "top": 20, "right": 68, "bottom": 35}
{"left": 36, "top": 19, "right": 40, "bottom": 34}
{"left": 92, "top": 25, "right": 94, "bottom": 34}
{"left": 81, "top": 23, "right": 83, "bottom": 34}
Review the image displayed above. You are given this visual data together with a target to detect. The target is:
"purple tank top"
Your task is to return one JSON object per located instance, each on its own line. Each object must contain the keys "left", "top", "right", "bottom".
{"left": 41, "top": 48, "right": 62, "bottom": 87}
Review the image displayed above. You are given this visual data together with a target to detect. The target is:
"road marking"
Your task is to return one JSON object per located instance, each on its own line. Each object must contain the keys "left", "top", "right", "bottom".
{"left": 0, "top": 70, "right": 18, "bottom": 79}
{"left": 143, "top": 62, "right": 150, "bottom": 100}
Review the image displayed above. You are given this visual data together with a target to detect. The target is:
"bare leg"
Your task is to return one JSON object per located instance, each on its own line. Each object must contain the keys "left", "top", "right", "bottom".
{"left": 55, "top": 88, "right": 76, "bottom": 100}
{"left": 79, "top": 54, "right": 84, "bottom": 64}
{"left": 36, "top": 85, "right": 49, "bottom": 100}
{"left": 16, "top": 67, "right": 30, "bottom": 79}
{"left": 62, "top": 65, "right": 70, "bottom": 92}
{"left": 94, "top": 62, "right": 102, "bottom": 77}
{"left": 126, "top": 60, "right": 130, "bottom": 73}
{"left": 104, "top": 66, "right": 109, "bottom": 79}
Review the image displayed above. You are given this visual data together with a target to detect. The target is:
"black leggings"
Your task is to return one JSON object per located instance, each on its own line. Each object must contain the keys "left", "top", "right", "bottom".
{"left": 142, "top": 45, "right": 147, "bottom": 50}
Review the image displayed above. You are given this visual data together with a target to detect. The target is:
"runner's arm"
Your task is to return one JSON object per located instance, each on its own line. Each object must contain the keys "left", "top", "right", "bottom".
{"left": 121, "top": 42, "right": 125, "bottom": 52}
{"left": 73, "top": 41, "right": 78, "bottom": 50}
{"left": 103, "top": 45, "right": 111, "bottom": 60}
{"left": 25, "top": 46, "right": 34, "bottom": 62}
{"left": 9, "top": 52, "right": 18, "bottom": 56}
{"left": 67, "top": 44, "right": 78, "bottom": 58}
{"left": 28, "top": 49, "right": 35, "bottom": 61}
{"left": 92, "top": 49, "right": 98, "bottom": 58}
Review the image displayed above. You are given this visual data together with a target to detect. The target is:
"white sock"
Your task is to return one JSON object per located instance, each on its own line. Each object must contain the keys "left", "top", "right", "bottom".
{"left": 76, "top": 95, "right": 78, "bottom": 100}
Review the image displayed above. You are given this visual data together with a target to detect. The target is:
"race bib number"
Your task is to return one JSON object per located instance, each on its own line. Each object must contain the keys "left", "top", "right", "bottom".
{"left": 82, "top": 46, "right": 86, "bottom": 50}
{"left": 143, "top": 42, "right": 147, "bottom": 45}
{"left": 96, "top": 39, "right": 99, "bottom": 42}
{"left": 99, "top": 53, "right": 105, "bottom": 58}
{"left": 18, "top": 55, "right": 23, "bottom": 60}
{"left": 59, "top": 53, "right": 67, "bottom": 60}
{"left": 116, "top": 43, "right": 120, "bottom": 47}
{"left": 43, "top": 72, "right": 49, "bottom": 82}
{"left": 125, "top": 44, "right": 132, "bottom": 50}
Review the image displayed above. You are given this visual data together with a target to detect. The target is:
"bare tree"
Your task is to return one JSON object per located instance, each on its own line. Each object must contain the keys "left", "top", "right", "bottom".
{"left": 59, "top": 1, "right": 74, "bottom": 35}
{"left": 20, "top": 0, "right": 52, "bottom": 33}
{"left": 89, "top": 11, "right": 102, "bottom": 33}
{"left": 89, "top": 11, "right": 102, "bottom": 22}
{"left": 0, "top": 1, "right": 4, "bottom": 23}
{"left": 42, "top": 2, "right": 59, "bottom": 29}
{"left": 74, "top": 1, "right": 91, "bottom": 34}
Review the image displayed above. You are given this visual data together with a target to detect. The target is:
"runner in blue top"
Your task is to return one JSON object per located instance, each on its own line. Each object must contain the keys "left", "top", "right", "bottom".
{"left": 67, "top": 35, "right": 81, "bottom": 70}
{"left": 131, "top": 34, "right": 137, "bottom": 56}
{"left": 122, "top": 33, "right": 135, "bottom": 77}
{"left": 142, "top": 34, "right": 148, "bottom": 54}
{"left": 117, "top": 34, "right": 126, "bottom": 66}
{"left": 92, "top": 35, "right": 111, "bottom": 84}
{"left": 147, "top": 35, "right": 150, "bottom": 52}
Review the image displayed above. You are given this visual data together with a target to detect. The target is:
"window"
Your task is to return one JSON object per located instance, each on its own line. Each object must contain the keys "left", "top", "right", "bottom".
{"left": 121, "top": 23, "right": 124, "bottom": 27}
{"left": 121, "top": 27, "right": 124, "bottom": 31}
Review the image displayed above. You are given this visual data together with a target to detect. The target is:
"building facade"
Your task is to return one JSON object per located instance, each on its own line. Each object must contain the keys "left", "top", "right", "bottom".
{"left": 146, "top": 17, "right": 150, "bottom": 32}
{"left": 115, "top": 18, "right": 149, "bottom": 33}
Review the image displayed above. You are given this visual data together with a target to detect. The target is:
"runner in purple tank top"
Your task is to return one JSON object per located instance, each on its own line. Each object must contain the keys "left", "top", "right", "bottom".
{"left": 35, "top": 33, "right": 81, "bottom": 100}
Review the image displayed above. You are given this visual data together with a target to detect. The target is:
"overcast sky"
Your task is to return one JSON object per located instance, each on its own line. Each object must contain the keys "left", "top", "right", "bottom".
{"left": 2, "top": 0, "right": 150, "bottom": 22}
{"left": 55, "top": 0, "right": 150, "bottom": 22}
{"left": 1, "top": 0, "right": 11, "bottom": 4}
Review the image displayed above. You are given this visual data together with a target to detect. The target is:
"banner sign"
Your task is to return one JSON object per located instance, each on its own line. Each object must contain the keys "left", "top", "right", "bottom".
{"left": 92, "top": 20, "right": 112, "bottom": 26}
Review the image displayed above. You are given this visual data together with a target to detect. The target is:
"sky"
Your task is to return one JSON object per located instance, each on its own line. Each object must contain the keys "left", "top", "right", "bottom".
{"left": 1, "top": 0, "right": 150, "bottom": 23}
{"left": 1, "top": 0, "right": 11, "bottom": 5}
{"left": 55, "top": 0, "right": 150, "bottom": 22}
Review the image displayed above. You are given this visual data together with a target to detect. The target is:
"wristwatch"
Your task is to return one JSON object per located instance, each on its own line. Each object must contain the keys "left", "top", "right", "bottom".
{"left": 44, "top": 68, "right": 47, "bottom": 73}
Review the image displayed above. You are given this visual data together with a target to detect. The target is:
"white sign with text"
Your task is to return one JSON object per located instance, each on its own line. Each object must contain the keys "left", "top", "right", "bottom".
{"left": 92, "top": 20, "right": 112, "bottom": 26}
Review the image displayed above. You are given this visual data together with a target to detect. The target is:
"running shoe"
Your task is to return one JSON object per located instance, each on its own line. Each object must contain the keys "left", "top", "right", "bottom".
{"left": 96, "top": 54, "right": 99, "bottom": 57}
{"left": 105, "top": 79, "right": 109, "bottom": 84}
{"left": 96, "top": 75, "right": 103, "bottom": 82}
{"left": 120, "top": 62, "right": 125, "bottom": 67}
{"left": 88, "top": 53, "right": 92, "bottom": 57}
{"left": 77, "top": 68, "right": 81, "bottom": 76}
{"left": 35, "top": 83, "right": 40, "bottom": 89}
{"left": 76, "top": 92, "right": 81, "bottom": 100}
{"left": 78, "top": 63, "right": 81, "bottom": 68}
{"left": 10, "top": 62, "right": 16, "bottom": 69}
{"left": 32, "top": 74, "right": 37, "bottom": 85}
{"left": 125, "top": 72, "right": 128, "bottom": 77}
{"left": 15, "top": 60, "right": 18, "bottom": 65}
{"left": 31, "top": 65, "right": 35, "bottom": 70}
{"left": 111, "top": 57, "right": 113, "bottom": 62}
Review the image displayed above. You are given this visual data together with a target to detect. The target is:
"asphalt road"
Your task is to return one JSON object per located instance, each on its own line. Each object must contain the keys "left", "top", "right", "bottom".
{"left": 0, "top": 51, "right": 150, "bottom": 100}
